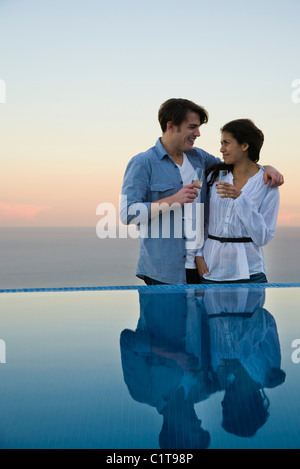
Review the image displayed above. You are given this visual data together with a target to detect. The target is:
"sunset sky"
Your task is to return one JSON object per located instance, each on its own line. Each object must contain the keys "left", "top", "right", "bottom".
{"left": 0, "top": 0, "right": 299, "bottom": 227}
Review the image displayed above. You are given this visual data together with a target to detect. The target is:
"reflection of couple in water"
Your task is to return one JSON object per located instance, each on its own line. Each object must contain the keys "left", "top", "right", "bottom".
{"left": 120, "top": 287, "right": 286, "bottom": 448}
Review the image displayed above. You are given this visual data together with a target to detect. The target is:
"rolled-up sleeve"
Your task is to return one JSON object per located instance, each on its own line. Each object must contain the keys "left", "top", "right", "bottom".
{"left": 233, "top": 186, "right": 280, "bottom": 246}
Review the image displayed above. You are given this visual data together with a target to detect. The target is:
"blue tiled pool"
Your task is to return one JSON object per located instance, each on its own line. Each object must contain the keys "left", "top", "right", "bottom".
{"left": 0, "top": 284, "right": 299, "bottom": 449}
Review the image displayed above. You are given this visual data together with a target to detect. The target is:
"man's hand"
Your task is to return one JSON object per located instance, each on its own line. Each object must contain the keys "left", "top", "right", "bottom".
{"left": 150, "top": 184, "right": 200, "bottom": 218}
{"left": 263, "top": 165, "right": 284, "bottom": 188}
{"left": 196, "top": 256, "right": 209, "bottom": 277}
{"left": 172, "top": 184, "right": 200, "bottom": 205}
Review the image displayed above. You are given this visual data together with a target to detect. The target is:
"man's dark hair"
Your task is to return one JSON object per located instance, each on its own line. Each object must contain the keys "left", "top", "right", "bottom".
{"left": 158, "top": 98, "right": 209, "bottom": 132}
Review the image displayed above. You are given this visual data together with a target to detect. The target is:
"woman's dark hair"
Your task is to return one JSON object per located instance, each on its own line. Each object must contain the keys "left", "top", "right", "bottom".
{"left": 207, "top": 118, "right": 264, "bottom": 189}
{"left": 158, "top": 98, "right": 209, "bottom": 132}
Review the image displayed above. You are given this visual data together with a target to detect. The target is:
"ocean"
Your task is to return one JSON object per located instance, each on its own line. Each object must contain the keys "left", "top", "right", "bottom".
{"left": 0, "top": 226, "right": 299, "bottom": 289}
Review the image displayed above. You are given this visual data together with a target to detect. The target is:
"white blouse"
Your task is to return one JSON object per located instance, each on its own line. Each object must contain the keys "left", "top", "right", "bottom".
{"left": 199, "top": 168, "right": 280, "bottom": 281}
{"left": 201, "top": 287, "right": 282, "bottom": 387}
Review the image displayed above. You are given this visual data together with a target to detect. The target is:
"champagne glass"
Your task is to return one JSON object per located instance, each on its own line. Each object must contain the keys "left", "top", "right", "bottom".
{"left": 192, "top": 168, "right": 204, "bottom": 194}
{"left": 218, "top": 170, "right": 228, "bottom": 181}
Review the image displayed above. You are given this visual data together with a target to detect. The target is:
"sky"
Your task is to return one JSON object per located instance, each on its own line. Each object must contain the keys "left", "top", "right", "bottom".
{"left": 0, "top": 0, "right": 299, "bottom": 227}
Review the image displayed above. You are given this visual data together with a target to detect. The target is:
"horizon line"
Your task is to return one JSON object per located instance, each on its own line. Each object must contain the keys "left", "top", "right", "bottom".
{"left": 1, "top": 225, "right": 300, "bottom": 229}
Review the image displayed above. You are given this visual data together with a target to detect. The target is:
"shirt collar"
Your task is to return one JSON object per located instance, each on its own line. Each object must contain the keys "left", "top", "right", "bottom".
{"left": 155, "top": 137, "right": 197, "bottom": 161}
{"left": 155, "top": 138, "right": 169, "bottom": 159}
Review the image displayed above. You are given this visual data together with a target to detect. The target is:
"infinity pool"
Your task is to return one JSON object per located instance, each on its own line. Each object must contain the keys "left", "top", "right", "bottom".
{"left": 0, "top": 284, "right": 299, "bottom": 449}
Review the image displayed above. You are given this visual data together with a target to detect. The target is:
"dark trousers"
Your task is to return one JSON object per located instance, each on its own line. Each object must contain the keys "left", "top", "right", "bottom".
{"left": 199, "top": 272, "right": 268, "bottom": 284}
{"left": 143, "top": 269, "right": 201, "bottom": 286}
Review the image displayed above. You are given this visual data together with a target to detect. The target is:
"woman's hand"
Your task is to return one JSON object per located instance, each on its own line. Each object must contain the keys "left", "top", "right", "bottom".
{"left": 216, "top": 182, "right": 242, "bottom": 199}
{"left": 196, "top": 256, "right": 209, "bottom": 276}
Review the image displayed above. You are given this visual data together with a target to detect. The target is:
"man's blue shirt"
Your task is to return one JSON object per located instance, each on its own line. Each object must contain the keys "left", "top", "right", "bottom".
{"left": 120, "top": 138, "right": 219, "bottom": 284}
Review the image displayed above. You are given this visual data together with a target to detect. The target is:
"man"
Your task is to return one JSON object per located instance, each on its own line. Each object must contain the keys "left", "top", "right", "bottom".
{"left": 120, "top": 289, "right": 212, "bottom": 449}
{"left": 120, "top": 98, "right": 283, "bottom": 285}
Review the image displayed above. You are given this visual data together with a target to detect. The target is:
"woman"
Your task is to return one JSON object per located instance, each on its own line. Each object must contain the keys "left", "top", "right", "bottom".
{"left": 196, "top": 119, "right": 280, "bottom": 283}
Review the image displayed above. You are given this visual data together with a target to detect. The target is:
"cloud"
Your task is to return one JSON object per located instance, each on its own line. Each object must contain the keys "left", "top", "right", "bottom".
{"left": 0, "top": 202, "right": 51, "bottom": 221}
{"left": 277, "top": 207, "right": 300, "bottom": 226}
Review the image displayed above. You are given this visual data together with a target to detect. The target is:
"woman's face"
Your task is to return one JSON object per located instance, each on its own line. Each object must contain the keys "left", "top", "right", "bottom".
{"left": 220, "top": 131, "right": 248, "bottom": 165}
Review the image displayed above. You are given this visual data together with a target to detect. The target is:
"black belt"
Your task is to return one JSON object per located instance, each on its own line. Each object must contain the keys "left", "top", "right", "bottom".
{"left": 209, "top": 312, "right": 254, "bottom": 318}
{"left": 208, "top": 234, "right": 253, "bottom": 243}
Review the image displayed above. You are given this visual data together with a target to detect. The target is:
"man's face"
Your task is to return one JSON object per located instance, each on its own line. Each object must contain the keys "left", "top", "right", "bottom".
{"left": 173, "top": 111, "right": 201, "bottom": 152}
